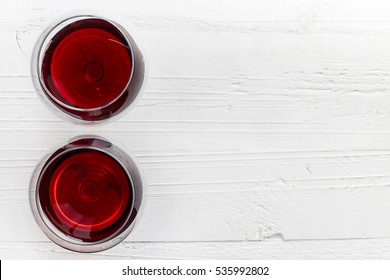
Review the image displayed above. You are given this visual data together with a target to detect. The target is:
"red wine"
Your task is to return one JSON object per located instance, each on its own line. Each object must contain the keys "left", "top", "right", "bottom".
{"left": 30, "top": 136, "right": 144, "bottom": 252}
{"left": 48, "top": 27, "right": 132, "bottom": 109}
{"left": 38, "top": 148, "right": 133, "bottom": 242}
{"left": 37, "top": 16, "right": 146, "bottom": 122}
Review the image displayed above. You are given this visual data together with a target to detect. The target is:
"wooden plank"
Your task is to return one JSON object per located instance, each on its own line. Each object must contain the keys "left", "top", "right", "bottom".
{"left": 2, "top": 0, "right": 390, "bottom": 258}
{"left": 2, "top": 239, "right": 390, "bottom": 259}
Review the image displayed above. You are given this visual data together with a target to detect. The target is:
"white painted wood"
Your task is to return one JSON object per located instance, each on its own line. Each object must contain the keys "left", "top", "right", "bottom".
{"left": 3, "top": 239, "right": 390, "bottom": 259}
{"left": 2, "top": 0, "right": 390, "bottom": 258}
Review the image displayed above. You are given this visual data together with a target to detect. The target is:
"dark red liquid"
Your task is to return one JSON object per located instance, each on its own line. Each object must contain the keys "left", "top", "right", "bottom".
{"left": 38, "top": 148, "right": 133, "bottom": 242}
{"left": 41, "top": 18, "right": 133, "bottom": 118}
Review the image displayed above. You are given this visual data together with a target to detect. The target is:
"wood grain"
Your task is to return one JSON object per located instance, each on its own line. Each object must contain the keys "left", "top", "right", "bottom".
{"left": 1, "top": 0, "right": 390, "bottom": 258}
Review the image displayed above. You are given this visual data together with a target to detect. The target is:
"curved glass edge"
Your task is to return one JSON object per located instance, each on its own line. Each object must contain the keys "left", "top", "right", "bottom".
{"left": 29, "top": 135, "right": 147, "bottom": 253}
{"left": 31, "top": 12, "right": 149, "bottom": 125}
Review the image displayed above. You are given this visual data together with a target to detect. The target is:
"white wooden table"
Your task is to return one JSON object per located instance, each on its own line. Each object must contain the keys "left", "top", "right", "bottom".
{"left": 2, "top": 0, "right": 390, "bottom": 259}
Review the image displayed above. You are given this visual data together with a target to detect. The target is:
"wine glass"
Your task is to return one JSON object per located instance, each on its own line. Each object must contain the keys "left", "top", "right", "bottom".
{"left": 32, "top": 14, "right": 147, "bottom": 124}
{"left": 29, "top": 135, "right": 145, "bottom": 252}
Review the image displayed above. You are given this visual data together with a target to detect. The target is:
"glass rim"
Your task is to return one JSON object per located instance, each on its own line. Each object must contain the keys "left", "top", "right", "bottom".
{"left": 36, "top": 14, "right": 136, "bottom": 112}
{"left": 35, "top": 146, "right": 136, "bottom": 247}
{"left": 29, "top": 135, "right": 145, "bottom": 253}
